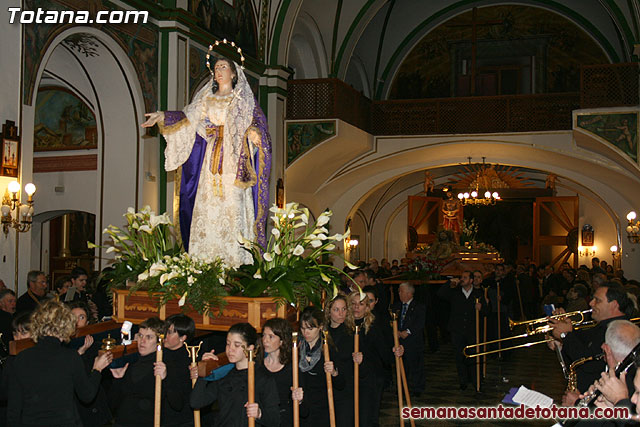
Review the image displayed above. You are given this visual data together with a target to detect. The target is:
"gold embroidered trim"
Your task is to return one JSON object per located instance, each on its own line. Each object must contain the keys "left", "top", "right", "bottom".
{"left": 159, "top": 116, "right": 191, "bottom": 135}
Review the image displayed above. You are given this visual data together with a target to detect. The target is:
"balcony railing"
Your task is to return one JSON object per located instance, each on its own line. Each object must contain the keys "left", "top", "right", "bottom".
{"left": 286, "top": 63, "right": 638, "bottom": 135}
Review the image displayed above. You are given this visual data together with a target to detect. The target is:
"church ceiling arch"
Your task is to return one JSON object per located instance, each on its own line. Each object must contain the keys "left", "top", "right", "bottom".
{"left": 288, "top": 12, "right": 330, "bottom": 78}
{"left": 383, "top": 4, "right": 613, "bottom": 100}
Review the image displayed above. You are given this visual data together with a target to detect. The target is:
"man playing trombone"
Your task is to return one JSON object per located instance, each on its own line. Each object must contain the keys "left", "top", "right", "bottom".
{"left": 549, "top": 283, "right": 636, "bottom": 403}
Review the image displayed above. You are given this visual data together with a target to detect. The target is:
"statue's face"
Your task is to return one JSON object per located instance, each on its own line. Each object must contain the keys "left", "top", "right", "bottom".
{"left": 214, "top": 60, "right": 236, "bottom": 86}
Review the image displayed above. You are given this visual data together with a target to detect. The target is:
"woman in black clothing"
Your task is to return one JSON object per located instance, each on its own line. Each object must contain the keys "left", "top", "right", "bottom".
{"left": 7, "top": 299, "right": 113, "bottom": 426}
{"left": 324, "top": 295, "right": 355, "bottom": 427}
{"left": 109, "top": 316, "right": 170, "bottom": 427}
{"left": 190, "top": 322, "right": 280, "bottom": 427}
{"left": 163, "top": 314, "right": 197, "bottom": 426}
{"left": 292, "top": 306, "right": 345, "bottom": 427}
{"left": 257, "top": 318, "right": 294, "bottom": 427}
{"left": 349, "top": 291, "right": 403, "bottom": 427}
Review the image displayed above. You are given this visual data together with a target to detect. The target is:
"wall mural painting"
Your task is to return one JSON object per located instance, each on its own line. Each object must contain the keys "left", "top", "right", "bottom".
{"left": 190, "top": 0, "right": 258, "bottom": 58}
{"left": 23, "top": 0, "right": 158, "bottom": 113}
{"left": 34, "top": 88, "right": 98, "bottom": 152}
{"left": 576, "top": 112, "right": 638, "bottom": 163}
{"left": 286, "top": 121, "right": 336, "bottom": 166}
{"left": 390, "top": 5, "right": 608, "bottom": 100}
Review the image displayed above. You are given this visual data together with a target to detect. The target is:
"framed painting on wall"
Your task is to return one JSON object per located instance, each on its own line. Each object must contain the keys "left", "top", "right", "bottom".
{"left": 1, "top": 120, "right": 19, "bottom": 178}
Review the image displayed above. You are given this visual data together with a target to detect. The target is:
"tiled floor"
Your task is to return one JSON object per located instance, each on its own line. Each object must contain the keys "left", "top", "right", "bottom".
{"left": 378, "top": 342, "right": 567, "bottom": 426}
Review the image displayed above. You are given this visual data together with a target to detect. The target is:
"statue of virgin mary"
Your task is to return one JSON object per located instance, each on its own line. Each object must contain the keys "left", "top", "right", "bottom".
{"left": 142, "top": 57, "right": 271, "bottom": 267}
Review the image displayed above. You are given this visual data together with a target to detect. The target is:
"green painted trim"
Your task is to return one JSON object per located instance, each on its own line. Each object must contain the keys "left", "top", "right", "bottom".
{"left": 259, "top": 86, "right": 269, "bottom": 117}
{"left": 330, "top": 0, "right": 344, "bottom": 76}
{"left": 264, "top": 86, "right": 289, "bottom": 98}
{"left": 334, "top": 0, "right": 378, "bottom": 77}
{"left": 605, "top": 0, "right": 636, "bottom": 51}
{"left": 627, "top": 0, "right": 639, "bottom": 41}
{"left": 158, "top": 29, "right": 170, "bottom": 214}
{"left": 375, "top": 0, "right": 621, "bottom": 99}
{"left": 372, "top": 0, "right": 395, "bottom": 95}
{"left": 269, "top": 0, "right": 293, "bottom": 65}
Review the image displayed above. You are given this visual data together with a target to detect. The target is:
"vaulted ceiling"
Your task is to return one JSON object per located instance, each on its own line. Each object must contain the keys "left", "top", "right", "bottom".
{"left": 286, "top": 0, "right": 639, "bottom": 99}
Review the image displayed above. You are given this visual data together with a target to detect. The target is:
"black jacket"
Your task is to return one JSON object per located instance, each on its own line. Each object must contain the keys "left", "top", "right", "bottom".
{"left": 109, "top": 352, "right": 157, "bottom": 426}
{"left": 437, "top": 285, "right": 488, "bottom": 335}
{"left": 8, "top": 336, "right": 103, "bottom": 426}
{"left": 191, "top": 366, "right": 280, "bottom": 427}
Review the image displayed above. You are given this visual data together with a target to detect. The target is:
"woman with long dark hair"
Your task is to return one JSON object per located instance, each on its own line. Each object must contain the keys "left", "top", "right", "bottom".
{"left": 191, "top": 322, "right": 280, "bottom": 426}
{"left": 257, "top": 318, "right": 294, "bottom": 427}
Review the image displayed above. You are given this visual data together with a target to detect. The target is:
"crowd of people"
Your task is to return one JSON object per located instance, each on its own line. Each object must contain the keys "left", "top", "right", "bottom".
{"left": 0, "top": 256, "right": 639, "bottom": 426}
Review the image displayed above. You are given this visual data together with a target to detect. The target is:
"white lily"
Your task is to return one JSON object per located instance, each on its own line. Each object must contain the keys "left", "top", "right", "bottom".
{"left": 344, "top": 260, "right": 359, "bottom": 270}
{"left": 310, "top": 240, "right": 322, "bottom": 248}
{"left": 178, "top": 291, "right": 188, "bottom": 307}
{"left": 137, "top": 271, "right": 149, "bottom": 281}
{"left": 253, "top": 270, "right": 262, "bottom": 279}
{"left": 263, "top": 252, "right": 273, "bottom": 262}
{"left": 325, "top": 244, "right": 336, "bottom": 250}
{"left": 160, "top": 271, "right": 179, "bottom": 285}
{"left": 274, "top": 244, "right": 281, "bottom": 255}
{"left": 320, "top": 272, "right": 331, "bottom": 283}
{"left": 293, "top": 245, "right": 304, "bottom": 256}
{"left": 314, "top": 227, "right": 328, "bottom": 234}
{"left": 127, "top": 207, "right": 136, "bottom": 215}
{"left": 299, "top": 213, "right": 309, "bottom": 224}
{"left": 139, "top": 225, "right": 152, "bottom": 234}
{"left": 316, "top": 214, "right": 330, "bottom": 227}
{"left": 271, "top": 228, "right": 281, "bottom": 239}
{"left": 317, "top": 233, "right": 328, "bottom": 240}
{"left": 106, "top": 246, "right": 118, "bottom": 253}
{"left": 330, "top": 233, "right": 343, "bottom": 241}
{"left": 187, "top": 275, "right": 195, "bottom": 285}
{"left": 149, "top": 262, "right": 167, "bottom": 277}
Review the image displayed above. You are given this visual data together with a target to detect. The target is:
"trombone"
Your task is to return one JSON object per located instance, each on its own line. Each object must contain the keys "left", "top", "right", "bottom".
{"left": 463, "top": 309, "right": 593, "bottom": 358}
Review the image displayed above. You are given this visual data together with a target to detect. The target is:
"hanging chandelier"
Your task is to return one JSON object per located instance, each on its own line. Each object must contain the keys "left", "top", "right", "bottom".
{"left": 456, "top": 158, "right": 502, "bottom": 206}
{"left": 457, "top": 184, "right": 500, "bottom": 206}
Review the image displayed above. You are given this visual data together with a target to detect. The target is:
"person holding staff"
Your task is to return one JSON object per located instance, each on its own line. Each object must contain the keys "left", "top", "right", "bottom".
{"left": 324, "top": 294, "right": 355, "bottom": 427}
{"left": 163, "top": 314, "right": 197, "bottom": 426}
{"left": 190, "top": 322, "right": 280, "bottom": 427}
{"left": 292, "top": 307, "right": 344, "bottom": 427}
{"left": 350, "top": 291, "right": 403, "bottom": 426}
{"left": 7, "top": 300, "right": 113, "bottom": 426}
{"left": 256, "top": 318, "right": 294, "bottom": 427}
{"left": 109, "top": 317, "right": 169, "bottom": 427}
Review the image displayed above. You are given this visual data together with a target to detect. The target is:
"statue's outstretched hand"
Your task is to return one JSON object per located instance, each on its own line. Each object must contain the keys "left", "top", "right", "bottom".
{"left": 141, "top": 112, "right": 164, "bottom": 128}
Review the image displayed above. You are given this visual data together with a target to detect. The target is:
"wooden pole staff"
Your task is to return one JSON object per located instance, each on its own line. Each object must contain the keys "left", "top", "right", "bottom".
{"left": 475, "top": 297, "right": 481, "bottom": 392}
{"left": 184, "top": 341, "right": 203, "bottom": 427}
{"left": 322, "top": 330, "right": 336, "bottom": 427}
{"left": 516, "top": 277, "right": 525, "bottom": 321}
{"left": 292, "top": 332, "right": 299, "bottom": 427}
{"left": 497, "top": 282, "right": 502, "bottom": 359}
{"left": 354, "top": 325, "right": 360, "bottom": 427}
{"left": 398, "top": 358, "right": 415, "bottom": 427}
{"left": 483, "top": 287, "right": 487, "bottom": 378}
{"left": 154, "top": 334, "right": 164, "bottom": 427}
{"left": 391, "top": 313, "right": 404, "bottom": 426}
{"left": 248, "top": 349, "right": 255, "bottom": 427}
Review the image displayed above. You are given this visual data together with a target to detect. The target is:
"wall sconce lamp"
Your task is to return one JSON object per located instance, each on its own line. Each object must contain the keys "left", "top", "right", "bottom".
{"left": 626, "top": 211, "right": 640, "bottom": 243}
{"left": 347, "top": 239, "right": 359, "bottom": 250}
{"left": 610, "top": 245, "right": 622, "bottom": 270}
{"left": 578, "top": 245, "right": 596, "bottom": 258}
{"left": 1, "top": 180, "right": 36, "bottom": 235}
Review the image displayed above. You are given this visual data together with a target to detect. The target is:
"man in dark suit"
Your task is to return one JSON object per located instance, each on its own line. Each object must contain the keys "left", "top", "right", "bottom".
{"left": 16, "top": 271, "right": 48, "bottom": 315}
{"left": 550, "top": 282, "right": 634, "bottom": 399}
{"left": 438, "top": 270, "right": 488, "bottom": 390}
{"left": 392, "top": 282, "right": 426, "bottom": 396}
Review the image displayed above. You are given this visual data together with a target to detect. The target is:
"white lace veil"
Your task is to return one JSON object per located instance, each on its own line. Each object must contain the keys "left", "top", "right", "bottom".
{"left": 184, "top": 60, "right": 255, "bottom": 155}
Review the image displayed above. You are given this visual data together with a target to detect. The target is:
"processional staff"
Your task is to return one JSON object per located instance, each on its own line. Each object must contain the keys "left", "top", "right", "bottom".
{"left": 354, "top": 325, "right": 360, "bottom": 427}
{"left": 391, "top": 313, "right": 404, "bottom": 426}
{"left": 475, "top": 297, "right": 481, "bottom": 393}
{"left": 247, "top": 348, "right": 256, "bottom": 427}
{"left": 483, "top": 287, "right": 488, "bottom": 377}
{"left": 292, "top": 332, "right": 299, "bottom": 427}
{"left": 184, "top": 341, "right": 203, "bottom": 427}
{"left": 497, "top": 281, "right": 502, "bottom": 358}
{"left": 322, "top": 330, "right": 336, "bottom": 427}
{"left": 391, "top": 313, "right": 415, "bottom": 427}
{"left": 154, "top": 334, "right": 165, "bottom": 427}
